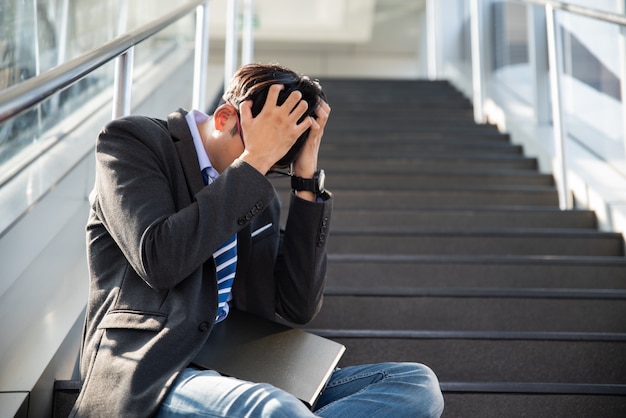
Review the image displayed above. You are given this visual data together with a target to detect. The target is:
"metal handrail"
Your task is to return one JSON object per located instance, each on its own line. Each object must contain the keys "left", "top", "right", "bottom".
{"left": 521, "top": 0, "right": 626, "bottom": 26}
{"left": 0, "top": 0, "right": 208, "bottom": 123}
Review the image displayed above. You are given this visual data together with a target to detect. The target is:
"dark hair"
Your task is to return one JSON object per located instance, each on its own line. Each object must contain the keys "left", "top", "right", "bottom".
{"left": 222, "top": 63, "right": 326, "bottom": 169}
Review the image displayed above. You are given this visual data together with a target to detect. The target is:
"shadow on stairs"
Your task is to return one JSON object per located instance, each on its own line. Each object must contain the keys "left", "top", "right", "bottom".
{"left": 271, "top": 78, "right": 626, "bottom": 417}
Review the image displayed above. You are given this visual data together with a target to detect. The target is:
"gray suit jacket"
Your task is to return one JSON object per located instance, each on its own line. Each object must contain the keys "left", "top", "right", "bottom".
{"left": 70, "top": 110, "right": 332, "bottom": 417}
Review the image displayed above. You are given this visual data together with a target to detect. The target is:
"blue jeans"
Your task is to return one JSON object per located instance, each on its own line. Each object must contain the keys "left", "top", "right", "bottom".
{"left": 156, "top": 362, "right": 444, "bottom": 417}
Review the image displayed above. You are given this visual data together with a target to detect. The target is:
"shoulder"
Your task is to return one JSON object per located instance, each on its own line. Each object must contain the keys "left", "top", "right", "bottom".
{"left": 101, "top": 115, "right": 168, "bottom": 138}
{"left": 96, "top": 114, "right": 177, "bottom": 155}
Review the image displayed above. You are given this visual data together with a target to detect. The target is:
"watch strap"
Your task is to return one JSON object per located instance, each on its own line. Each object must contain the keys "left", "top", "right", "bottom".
{"left": 291, "top": 175, "right": 317, "bottom": 193}
{"left": 291, "top": 169, "right": 325, "bottom": 194}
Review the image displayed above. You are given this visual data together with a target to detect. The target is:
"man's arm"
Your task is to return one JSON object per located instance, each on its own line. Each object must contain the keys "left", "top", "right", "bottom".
{"left": 291, "top": 99, "right": 331, "bottom": 201}
{"left": 275, "top": 192, "right": 332, "bottom": 324}
{"left": 273, "top": 97, "right": 332, "bottom": 323}
{"left": 94, "top": 116, "right": 275, "bottom": 290}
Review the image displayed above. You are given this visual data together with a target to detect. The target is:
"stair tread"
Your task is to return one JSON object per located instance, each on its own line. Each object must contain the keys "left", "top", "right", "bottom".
{"left": 328, "top": 232, "right": 623, "bottom": 256}
{"left": 321, "top": 338, "right": 626, "bottom": 385}
{"left": 310, "top": 77, "right": 626, "bottom": 412}
{"left": 441, "top": 392, "right": 626, "bottom": 418}
{"left": 308, "top": 295, "right": 626, "bottom": 333}
{"left": 328, "top": 207, "right": 593, "bottom": 229}
{"left": 326, "top": 254, "right": 626, "bottom": 284}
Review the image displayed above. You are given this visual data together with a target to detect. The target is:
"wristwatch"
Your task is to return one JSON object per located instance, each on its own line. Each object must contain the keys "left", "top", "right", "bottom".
{"left": 291, "top": 169, "right": 325, "bottom": 195}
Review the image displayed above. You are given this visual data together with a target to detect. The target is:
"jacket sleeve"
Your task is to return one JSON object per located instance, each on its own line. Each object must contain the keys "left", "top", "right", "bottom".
{"left": 275, "top": 192, "right": 333, "bottom": 324}
{"left": 93, "top": 116, "right": 276, "bottom": 290}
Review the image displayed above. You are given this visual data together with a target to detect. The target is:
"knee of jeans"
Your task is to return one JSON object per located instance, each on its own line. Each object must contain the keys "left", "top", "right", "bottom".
{"left": 252, "top": 383, "right": 315, "bottom": 418}
{"left": 411, "top": 363, "right": 444, "bottom": 417}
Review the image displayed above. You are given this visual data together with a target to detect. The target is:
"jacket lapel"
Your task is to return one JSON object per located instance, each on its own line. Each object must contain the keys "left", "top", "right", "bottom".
{"left": 168, "top": 108, "right": 254, "bottom": 311}
{"left": 168, "top": 109, "right": 205, "bottom": 198}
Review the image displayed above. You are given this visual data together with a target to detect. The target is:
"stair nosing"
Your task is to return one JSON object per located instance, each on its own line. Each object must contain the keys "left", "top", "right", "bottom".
{"left": 439, "top": 382, "right": 626, "bottom": 396}
{"left": 327, "top": 254, "right": 626, "bottom": 265}
{"left": 323, "top": 286, "right": 626, "bottom": 300}
{"left": 307, "top": 329, "right": 626, "bottom": 342}
{"left": 330, "top": 227, "right": 623, "bottom": 238}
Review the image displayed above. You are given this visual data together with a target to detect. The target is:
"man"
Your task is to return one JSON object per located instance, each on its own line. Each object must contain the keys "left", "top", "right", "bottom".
{"left": 71, "top": 63, "right": 443, "bottom": 417}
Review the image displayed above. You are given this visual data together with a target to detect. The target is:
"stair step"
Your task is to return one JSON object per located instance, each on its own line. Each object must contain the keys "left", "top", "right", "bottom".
{"left": 330, "top": 110, "right": 475, "bottom": 121}
{"left": 327, "top": 229, "right": 624, "bottom": 256}
{"left": 323, "top": 131, "right": 511, "bottom": 142}
{"left": 328, "top": 103, "right": 474, "bottom": 113}
{"left": 326, "top": 96, "right": 472, "bottom": 107}
{"left": 308, "top": 295, "right": 626, "bottom": 333}
{"left": 326, "top": 124, "right": 502, "bottom": 135}
{"left": 328, "top": 120, "right": 495, "bottom": 130}
{"left": 441, "top": 392, "right": 626, "bottom": 418}
{"left": 322, "top": 141, "right": 523, "bottom": 156}
{"left": 274, "top": 171, "right": 552, "bottom": 189}
{"left": 321, "top": 148, "right": 524, "bottom": 159}
{"left": 278, "top": 188, "right": 558, "bottom": 209}
{"left": 319, "top": 156, "right": 539, "bottom": 172}
{"left": 308, "top": 336, "right": 626, "bottom": 386}
{"left": 326, "top": 255, "right": 626, "bottom": 290}
{"left": 329, "top": 172, "right": 550, "bottom": 187}
{"left": 324, "top": 90, "right": 470, "bottom": 101}
{"left": 328, "top": 208, "right": 594, "bottom": 229}
{"left": 314, "top": 78, "right": 626, "bottom": 416}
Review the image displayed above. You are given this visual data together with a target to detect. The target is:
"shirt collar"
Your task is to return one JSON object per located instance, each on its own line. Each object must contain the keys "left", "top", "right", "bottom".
{"left": 185, "top": 109, "right": 212, "bottom": 172}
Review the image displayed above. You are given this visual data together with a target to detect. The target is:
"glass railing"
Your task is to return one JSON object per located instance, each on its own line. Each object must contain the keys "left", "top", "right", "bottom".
{"left": 558, "top": 9, "right": 623, "bottom": 171}
{"left": 491, "top": 1, "right": 532, "bottom": 104}
{"left": 430, "top": 0, "right": 626, "bottom": 211}
{"left": 0, "top": 0, "right": 206, "bottom": 186}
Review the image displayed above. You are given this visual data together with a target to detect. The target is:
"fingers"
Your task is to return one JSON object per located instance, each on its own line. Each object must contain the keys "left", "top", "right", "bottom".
{"left": 239, "top": 99, "right": 253, "bottom": 121}
{"left": 309, "top": 116, "right": 320, "bottom": 131}
{"left": 293, "top": 109, "right": 313, "bottom": 139}
{"left": 266, "top": 84, "right": 311, "bottom": 122}
{"left": 280, "top": 86, "right": 303, "bottom": 113}
{"left": 317, "top": 99, "right": 331, "bottom": 117}
{"left": 314, "top": 99, "right": 331, "bottom": 129}
{"left": 264, "top": 84, "right": 284, "bottom": 110}
{"left": 239, "top": 87, "right": 310, "bottom": 133}
{"left": 236, "top": 85, "right": 318, "bottom": 175}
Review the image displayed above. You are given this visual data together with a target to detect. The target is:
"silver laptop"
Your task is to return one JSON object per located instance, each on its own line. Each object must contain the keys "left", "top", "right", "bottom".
{"left": 191, "top": 309, "right": 346, "bottom": 409}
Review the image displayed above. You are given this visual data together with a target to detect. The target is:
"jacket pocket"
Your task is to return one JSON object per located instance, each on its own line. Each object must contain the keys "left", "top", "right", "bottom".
{"left": 97, "top": 310, "right": 167, "bottom": 331}
{"left": 251, "top": 222, "right": 274, "bottom": 242}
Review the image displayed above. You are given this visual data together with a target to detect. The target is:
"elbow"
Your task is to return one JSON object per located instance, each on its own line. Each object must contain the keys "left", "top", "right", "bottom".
{"left": 278, "top": 295, "right": 323, "bottom": 325}
{"left": 139, "top": 245, "right": 190, "bottom": 291}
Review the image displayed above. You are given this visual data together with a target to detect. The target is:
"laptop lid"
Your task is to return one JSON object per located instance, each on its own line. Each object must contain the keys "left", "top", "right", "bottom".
{"left": 191, "top": 309, "right": 346, "bottom": 409}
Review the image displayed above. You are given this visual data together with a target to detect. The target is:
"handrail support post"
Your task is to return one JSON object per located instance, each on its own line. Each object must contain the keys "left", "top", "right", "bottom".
{"left": 224, "top": 0, "right": 239, "bottom": 90}
{"left": 426, "top": 0, "right": 438, "bottom": 79}
{"left": 241, "top": 0, "right": 255, "bottom": 65}
{"left": 470, "top": 0, "right": 486, "bottom": 124}
{"left": 618, "top": 1, "right": 626, "bottom": 164}
{"left": 112, "top": 47, "right": 134, "bottom": 119}
{"left": 545, "top": 4, "right": 572, "bottom": 209}
{"left": 193, "top": 1, "right": 211, "bottom": 111}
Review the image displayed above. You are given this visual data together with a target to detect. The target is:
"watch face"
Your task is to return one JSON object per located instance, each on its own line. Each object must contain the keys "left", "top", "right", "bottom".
{"left": 317, "top": 169, "right": 325, "bottom": 193}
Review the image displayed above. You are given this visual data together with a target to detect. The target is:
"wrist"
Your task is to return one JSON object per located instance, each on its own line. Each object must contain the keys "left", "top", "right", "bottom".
{"left": 293, "top": 190, "right": 316, "bottom": 202}
{"left": 238, "top": 150, "right": 272, "bottom": 175}
{"left": 292, "top": 154, "right": 318, "bottom": 179}
{"left": 291, "top": 169, "right": 325, "bottom": 199}
{"left": 293, "top": 166, "right": 316, "bottom": 179}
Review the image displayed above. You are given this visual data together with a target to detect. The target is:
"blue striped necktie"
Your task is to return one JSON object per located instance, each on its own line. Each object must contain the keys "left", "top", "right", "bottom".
{"left": 213, "top": 233, "right": 237, "bottom": 322}
{"left": 202, "top": 167, "right": 237, "bottom": 322}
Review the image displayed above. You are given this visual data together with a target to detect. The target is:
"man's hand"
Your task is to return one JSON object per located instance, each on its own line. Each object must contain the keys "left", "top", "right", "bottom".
{"left": 293, "top": 99, "right": 331, "bottom": 201}
{"left": 238, "top": 84, "right": 313, "bottom": 175}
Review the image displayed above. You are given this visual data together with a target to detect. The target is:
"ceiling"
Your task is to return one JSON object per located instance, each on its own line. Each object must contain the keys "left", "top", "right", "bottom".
{"left": 208, "top": 0, "right": 426, "bottom": 43}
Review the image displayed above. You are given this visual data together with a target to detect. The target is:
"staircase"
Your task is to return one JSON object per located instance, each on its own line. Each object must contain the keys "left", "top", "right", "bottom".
{"left": 274, "top": 79, "right": 626, "bottom": 417}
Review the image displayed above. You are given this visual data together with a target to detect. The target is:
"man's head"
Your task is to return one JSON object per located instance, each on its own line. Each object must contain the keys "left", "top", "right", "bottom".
{"left": 222, "top": 63, "right": 326, "bottom": 169}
